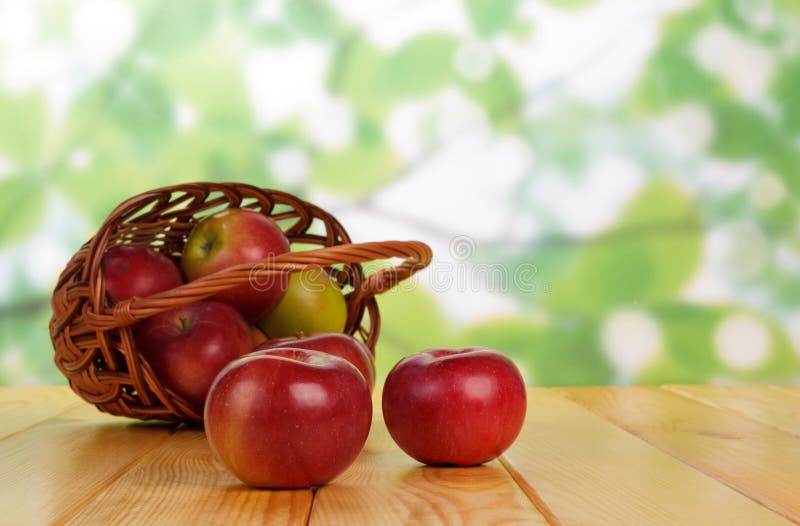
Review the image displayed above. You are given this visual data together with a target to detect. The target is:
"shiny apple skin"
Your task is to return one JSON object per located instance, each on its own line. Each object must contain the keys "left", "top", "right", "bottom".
{"left": 382, "top": 348, "right": 526, "bottom": 467}
{"left": 255, "top": 333, "right": 376, "bottom": 391}
{"left": 181, "top": 208, "right": 291, "bottom": 321}
{"left": 256, "top": 268, "right": 347, "bottom": 339}
{"left": 134, "top": 301, "right": 252, "bottom": 412}
{"left": 204, "top": 348, "right": 372, "bottom": 489}
{"left": 103, "top": 245, "right": 183, "bottom": 302}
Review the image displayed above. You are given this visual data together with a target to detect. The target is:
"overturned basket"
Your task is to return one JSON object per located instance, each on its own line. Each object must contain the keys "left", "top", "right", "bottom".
{"left": 49, "top": 183, "right": 432, "bottom": 423}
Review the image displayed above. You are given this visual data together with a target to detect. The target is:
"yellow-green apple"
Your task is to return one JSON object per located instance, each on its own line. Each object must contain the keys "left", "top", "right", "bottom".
{"left": 103, "top": 245, "right": 183, "bottom": 302}
{"left": 181, "top": 208, "right": 291, "bottom": 321}
{"left": 382, "top": 348, "right": 526, "bottom": 466}
{"left": 204, "top": 347, "right": 372, "bottom": 488}
{"left": 256, "top": 268, "right": 346, "bottom": 338}
{"left": 134, "top": 301, "right": 252, "bottom": 412}
{"left": 255, "top": 333, "right": 375, "bottom": 390}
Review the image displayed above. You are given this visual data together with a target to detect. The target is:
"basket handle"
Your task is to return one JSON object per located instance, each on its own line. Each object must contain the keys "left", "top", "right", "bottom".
{"left": 81, "top": 240, "right": 433, "bottom": 331}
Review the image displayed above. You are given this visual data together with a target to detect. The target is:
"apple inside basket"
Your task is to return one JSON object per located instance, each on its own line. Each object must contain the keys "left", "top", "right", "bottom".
{"left": 49, "top": 183, "right": 431, "bottom": 423}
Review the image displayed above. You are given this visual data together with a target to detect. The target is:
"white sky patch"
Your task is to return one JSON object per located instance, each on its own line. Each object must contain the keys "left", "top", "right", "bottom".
{"left": 251, "top": 0, "right": 282, "bottom": 23}
{"left": 714, "top": 313, "right": 771, "bottom": 369}
{"left": 733, "top": 0, "right": 776, "bottom": 32}
{"left": 373, "top": 132, "right": 534, "bottom": 240}
{"left": 23, "top": 234, "right": 70, "bottom": 290}
{"left": 68, "top": 149, "right": 92, "bottom": 171}
{"left": 455, "top": 40, "right": 496, "bottom": 82}
{"left": 70, "top": 0, "right": 136, "bottom": 74}
{"left": 602, "top": 309, "right": 663, "bottom": 380}
{"left": 174, "top": 100, "right": 198, "bottom": 130}
{"left": 385, "top": 88, "right": 490, "bottom": 162}
{"left": 782, "top": 312, "right": 800, "bottom": 356}
{"left": 689, "top": 158, "right": 756, "bottom": 196}
{"left": 528, "top": 155, "right": 643, "bottom": 237}
{"left": 693, "top": 24, "right": 775, "bottom": 101}
{"left": 344, "top": 0, "right": 470, "bottom": 51}
{"left": 0, "top": 347, "right": 25, "bottom": 377}
{"left": 0, "top": 155, "right": 16, "bottom": 180}
{"left": 708, "top": 220, "right": 771, "bottom": 281}
{"left": 749, "top": 172, "right": 787, "bottom": 209}
{"left": 302, "top": 96, "right": 356, "bottom": 151}
{"left": 650, "top": 104, "right": 715, "bottom": 159}
{"left": 775, "top": 242, "right": 800, "bottom": 273}
{"left": 269, "top": 146, "right": 311, "bottom": 187}
{"left": 244, "top": 42, "right": 330, "bottom": 129}
{"left": 0, "top": 1, "right": 38, "bottom": 50}
{"left": 564, "top": 16, "right": 660, "bottom": 106}
{"left": 493, "top": 1, "right": 672, "bottom": 93}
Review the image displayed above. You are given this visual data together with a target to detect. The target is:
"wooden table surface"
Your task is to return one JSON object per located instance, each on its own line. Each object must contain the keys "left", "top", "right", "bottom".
{"left": 1, "top": 386, "right": 798, "bottom": 525}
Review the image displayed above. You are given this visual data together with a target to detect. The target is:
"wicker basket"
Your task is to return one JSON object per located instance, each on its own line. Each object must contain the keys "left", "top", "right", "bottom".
{"left": 49, "top": 183, "right": 432, "bottom": 423}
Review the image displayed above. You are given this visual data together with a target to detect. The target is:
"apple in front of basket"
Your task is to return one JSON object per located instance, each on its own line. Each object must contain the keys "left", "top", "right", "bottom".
{"left": 204, "top": 347, "right": 372, "bottom": 489}
{"left": 382, "top": 347, "right": 527, "bottom": 466}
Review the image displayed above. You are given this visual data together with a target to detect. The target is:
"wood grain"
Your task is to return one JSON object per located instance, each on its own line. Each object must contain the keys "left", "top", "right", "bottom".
{"left": 0, "top": 403, "right": 176, "bottom": 525}
{"left": 560, "top": 386, "right": 800, "bottom": 523}
{"left": 0, "top": 386, "right": 82, "bottom": 440}
{"left": 502, "top": 389, "right": 790, "bottom": 526}
{"left": 64, "top": 429, "right": 312, "bottom": 526}
{"left": 309, "top": 401, "right": 546, "bottom": 525}
{"left": 664, "top": 385, "right": 800, "bottom": 437}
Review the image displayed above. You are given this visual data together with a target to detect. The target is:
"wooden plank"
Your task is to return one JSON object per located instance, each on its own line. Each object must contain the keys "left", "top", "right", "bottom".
{"left": 0, "top": 386, "right": 82, "bottom": 440}
{"left": 503, "top": 389, "right": 789, "bottom": 526}
{"left": 64, "top": 429, "right": 313, "bottom": 526}
{"left": 560, "top": 386, "right": 800, "bottom": 523}
{"left": 309, "top": 398, "right": 546, "bottom": 526}
{"left": 772, "top": 386, "right": 800, "bottom": 398}
{"left": 0, "top": 403, "right": 176, "bottom": 525}
{"left": 664, "top": 385, "right": 800, "bottom": 437}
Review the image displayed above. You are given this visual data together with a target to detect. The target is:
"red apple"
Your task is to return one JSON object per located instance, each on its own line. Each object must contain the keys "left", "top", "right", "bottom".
{"left": 255, "top": 333, "right": 376, "bottom": 391}
{"left": 204, "top": 347, "right": 372, "bottom": 488}
{"left": 103, "top": 245, "right": 183, "bottom": 302}
{"left": 382, "top": 348, "right": 526, "bottom": 466}
{"left": 134, "top": 301, "right": 252, "bottom": 412}
{"left": 181, "top": 208, "right": 291, "bottom": 321}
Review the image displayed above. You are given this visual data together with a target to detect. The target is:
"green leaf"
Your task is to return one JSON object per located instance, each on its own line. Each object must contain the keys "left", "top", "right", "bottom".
{"left": 285, "top": 0, "right": 341, "bottom": 39}
{"left": 546, "top": 179, "right": 702, "bottom": 315}
{"left": 64, "top": 65, "right": 175, "bottom": 159}
{"left": 0, "top": 90, "right": 46, "bottom": 164}
{"left": 311, "top": 142, "right": 399, "bottom": 198}
{"left": 0, "top": 177, "right": 45, "bottom": 247}
{"left": 157, "top": 25, "right": 251, "bottom": 124}
{"left": 710, "top": 100, "right": 781, "bottom": 159}
{"left": 0, "top": 306, "right": 65, "bottom": 385}
{"left": 460, "top": 59, "right": 523, "bottom": 130}
{"left": 458, "top": 317, "right": 614, "bottom": 386}
{"left": 135, "top": 0, "right": 218, "bottom": 55}
{"left": 377, "top": 35, "right": 458, "bottom": 99}
{"left": 772, "top": 57, "right": 800, "bottom": 135}
{"left": 375, "top": 287, "right": 453, "bottom": 378}
{"left": 327, "top": 37, "right": 388, "bottom": 119}
{"left": 641, "top": 303, "right": 800, "bottom": 383}
{"left": 466, "top": 0, "right": 519, "bottom": 36}
{"left": 57, "top": 158, "right": 159, "bottom": 224}
{"left": 542, "top": 0, "right": 596, "bottom": 8}
{"left": 154, "top": 126, "right": 265, "bottom": 186}
{"left": 328, "top": 34, "right": 458, "bottom": 118}
{"left": 629, "top": 8, "right": 725, "bottom": 113}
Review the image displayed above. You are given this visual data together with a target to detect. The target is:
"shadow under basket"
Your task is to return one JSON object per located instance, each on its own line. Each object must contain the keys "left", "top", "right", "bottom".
{"left": 49, "top": 183, "right": 432, "bottom": 423}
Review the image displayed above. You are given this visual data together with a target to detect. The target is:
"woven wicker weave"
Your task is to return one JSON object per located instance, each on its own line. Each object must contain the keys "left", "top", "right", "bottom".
{"left": 49, "top": 183, "right": 432, "bottom": 422}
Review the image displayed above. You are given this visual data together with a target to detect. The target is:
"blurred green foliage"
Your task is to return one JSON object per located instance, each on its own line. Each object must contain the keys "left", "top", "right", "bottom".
{"left": 1, "top": 0, "right": 799, "bottom": 386}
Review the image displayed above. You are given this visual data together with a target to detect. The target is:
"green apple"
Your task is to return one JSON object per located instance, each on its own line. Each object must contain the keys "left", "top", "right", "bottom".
{"left": 256, "top": 268, "right": 347, "bottom": 338}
